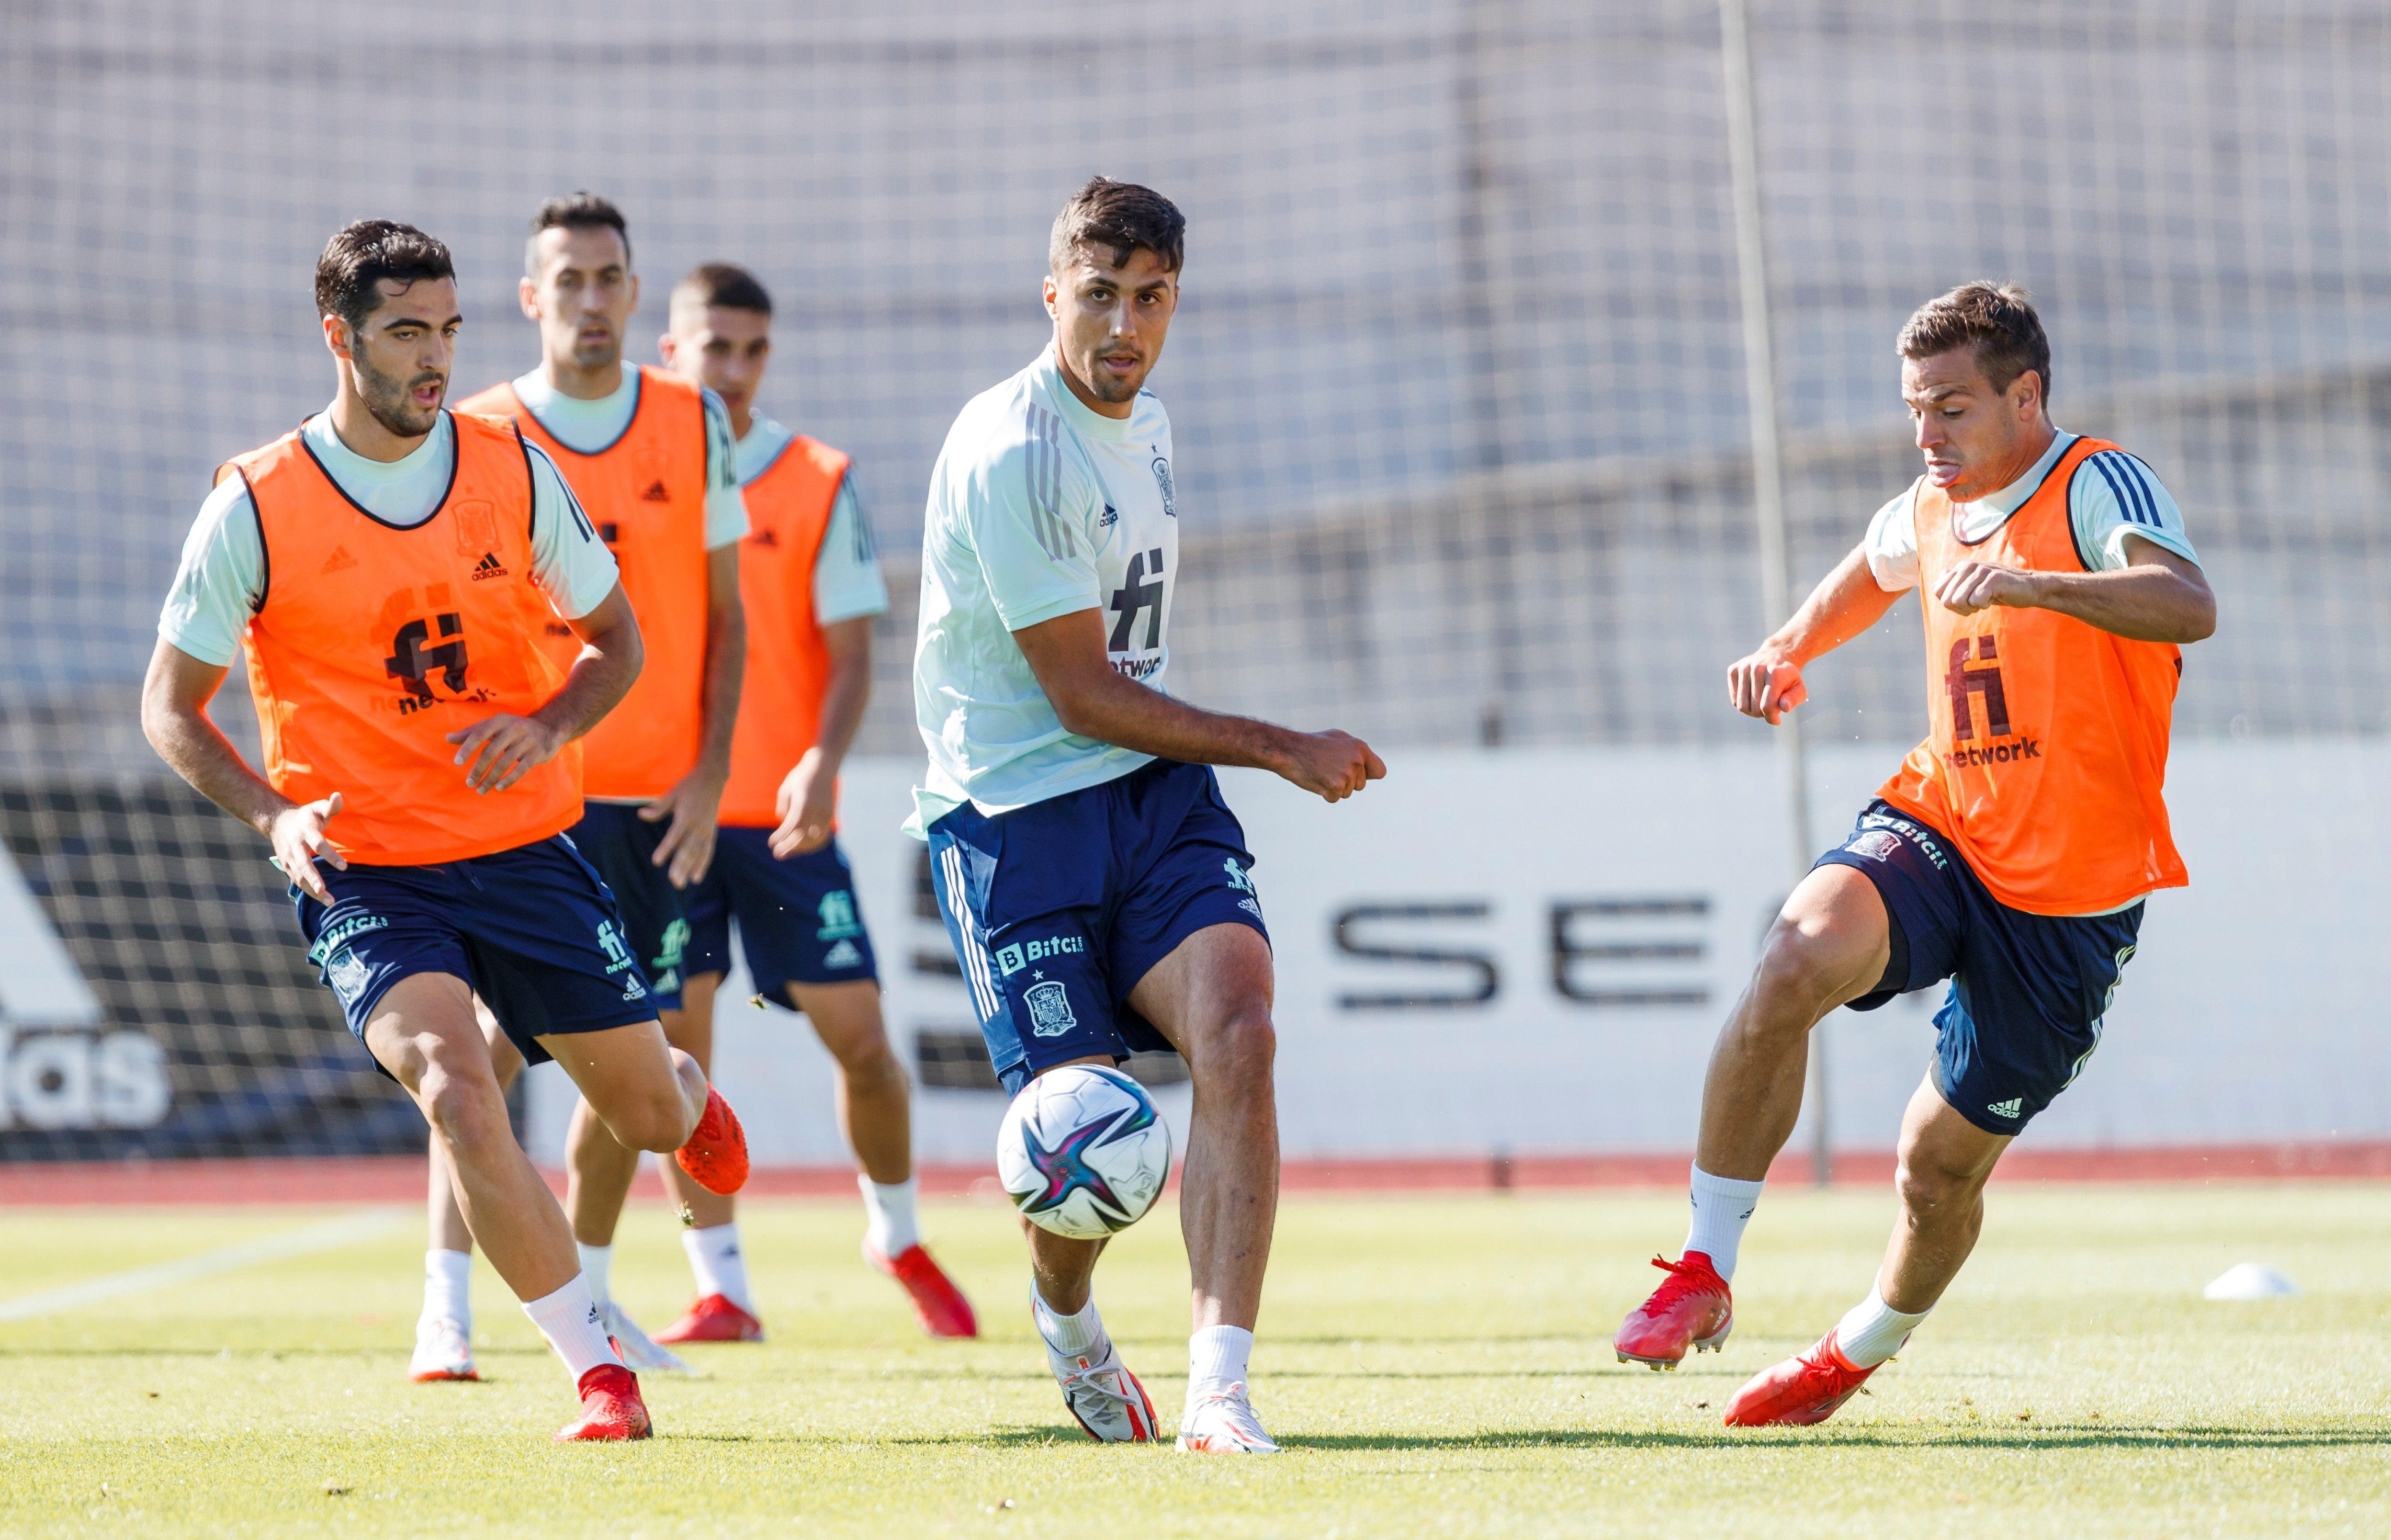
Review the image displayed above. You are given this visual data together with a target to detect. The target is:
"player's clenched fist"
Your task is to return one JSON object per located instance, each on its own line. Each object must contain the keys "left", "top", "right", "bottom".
{"left": 1275, "top": 729, "right": 1387, "bottom": 803}
{"left": 1933, "top": 559, "right": 2039, "bottom": 616}
{"left": 1727, "top": 651, "right": 1809, "bottom": 725}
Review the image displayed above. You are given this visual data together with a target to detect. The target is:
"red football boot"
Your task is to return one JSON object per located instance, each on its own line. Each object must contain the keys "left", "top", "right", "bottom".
{"left": 865, "top": 1242, "right": 979, "bottom": 1339}
{"left": 674, "top": 1085, "right": 749, "bottom": 1196}
{"left": 1614, "top": 1251, "right": 1733, "bottom": 1369}
{"left": 553, "top": 1364, "right": 651, "bottom": 1442}
{"left": 652, "top": 1293, "right": 765, "bottom": 1345}
{"left": 1722, "top": 1330, "right": 1877, "bottom": 1426}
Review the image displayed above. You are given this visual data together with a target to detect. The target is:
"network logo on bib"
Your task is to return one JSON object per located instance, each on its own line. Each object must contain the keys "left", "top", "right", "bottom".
{"left": 1024, "top": 979, "right": 1078, "bottom": 1038}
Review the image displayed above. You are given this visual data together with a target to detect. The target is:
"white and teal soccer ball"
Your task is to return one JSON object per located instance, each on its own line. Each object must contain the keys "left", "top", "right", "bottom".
{"left": 996, "top": 1065, "right": 1173, "bottom": 1240}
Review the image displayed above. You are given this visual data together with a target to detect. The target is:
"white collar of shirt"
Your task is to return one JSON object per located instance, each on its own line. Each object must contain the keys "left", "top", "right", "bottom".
{"left": 1949, "top": 428, "right": 2076, "bottom": 538}
{"left": 733, "top": 413, "right": 796, "bottom": 486}
{"left": 511, "top": 364, "right": 641, "bottom": 455}
{"left": 299, "top": 406, "right": 454, "bottom": 525}
{"left": 1031, "top": 347, "right": 1142, "bottom": 443}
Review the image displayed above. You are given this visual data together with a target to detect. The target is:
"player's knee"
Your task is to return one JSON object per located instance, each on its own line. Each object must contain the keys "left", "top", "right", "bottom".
{"left": 1751, "top": 918, "right": 1872, "bottom": 1024}
{"left": 1189, "top": 1007, "right": 1276, "bottom": 1083}
{"left": 420, "top": 1066, "right": 509, "bottom": 1159}
{"left": 1894, "top": 1149, "right": 1981, "bottom": 1218}
{"left": 609, "top": 1088, "right": 696, "bottom": 1154}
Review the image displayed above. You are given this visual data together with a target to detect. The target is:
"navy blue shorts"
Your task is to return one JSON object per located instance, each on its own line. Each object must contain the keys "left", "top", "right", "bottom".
{"left": 1817, "top": 800, "right": 2144, "bottom": 1137}
{"left": 927, "top": 760, "right": 1269, "bottom": 1095}
{"left": 565, "top": 801, "right": 690, "bottom": 1010}
{"left": 290, "top": 834, "right": 660, "bottom": 1072}
{"left": 685, "top": 827, "right": 881, "bottom": 1003}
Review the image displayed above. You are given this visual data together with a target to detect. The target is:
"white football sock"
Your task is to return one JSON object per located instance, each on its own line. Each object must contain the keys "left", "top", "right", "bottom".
{"left": 422, "top": 1248, "right": 472, "bottom": 1331}
{"left": 860, "top": 1174, "right": 920, "bottom": 1258}
{"left": 1032, "top": 1288, "right": 1107, "bottom": 1357}
{"left": 1684, "top": 1164, "right": 1767, "bottom": 1282}
{"left": 1834, "top": 1288, "right": 1931, "bottom": 1368}
{"left": 576, "top": 1242, "right": 613, "bottom": 1311}
{"left": 521, "top": 1274, "right": 623, "bottom": 1382}
{"left": 1188, "top": 1324, "right": 1254, "bottom": 1400}
{"left": 681, "top": 1222, "right": 752, "bottom": 1311}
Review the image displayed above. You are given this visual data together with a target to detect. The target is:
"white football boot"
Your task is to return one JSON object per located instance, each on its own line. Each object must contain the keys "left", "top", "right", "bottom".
{"left": 1178, "top": 1382, "right": 1280, "bottom": 1454}
{"left": 602, "top": 1299, "right": 692, "bottom": 1374}
{"left": 408, "top": 1317, "right": 478, "bottom": 1383}
{"left": 1044, "top": 1337, "right": 1160, "bottom": 1442}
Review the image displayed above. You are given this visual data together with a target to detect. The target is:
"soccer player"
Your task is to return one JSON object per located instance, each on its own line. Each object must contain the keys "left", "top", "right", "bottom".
{"left": 141, "top": 220, "right": 749, "bottom": 1441}
{"left": 914, "top": 179, "right": 1385, "bottom": 1454}
{"left": 419, "top": 193, "right": 750, "bottom": 1377}
{"left": 1610, "top": 284, "right": 2215, "bottom": 1425}
{"left": 648, "top": 263, "right": 976, "bottom": 1343}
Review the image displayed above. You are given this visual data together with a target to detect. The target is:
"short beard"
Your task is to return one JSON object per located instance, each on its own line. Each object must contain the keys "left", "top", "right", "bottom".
{"left": 570, "top": 333, "right": 622, "bottom": 372}
{"left": 1072, "top": 348, "right": 1145, "bottom": 404}
{"left": 354, "top": 354, "right": 441, "bottom": 440}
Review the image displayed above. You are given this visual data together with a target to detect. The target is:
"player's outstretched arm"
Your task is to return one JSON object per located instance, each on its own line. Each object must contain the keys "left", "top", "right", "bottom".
{"left": 1728, "top": 543, "right": 1905, "bottom": 724}
{"left": 446, "top": 582, "right": 645, "bottom": 796}
{"left": 1934, "top": 537, "right": 2214, "bottom": 644}
{"left": 140, "top": 638, "right": 345, "bottom": 901}
{"left": 1012, "top": 608, "right": 1385, "bottom": 803}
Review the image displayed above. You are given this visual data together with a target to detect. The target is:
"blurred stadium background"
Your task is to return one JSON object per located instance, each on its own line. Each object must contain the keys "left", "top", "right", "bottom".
{"left": 1, "top": 1, "right": 2385, "bottom": 1177}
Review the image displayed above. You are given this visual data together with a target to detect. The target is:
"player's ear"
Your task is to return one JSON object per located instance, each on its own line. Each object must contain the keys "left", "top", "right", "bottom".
{"left": 517, "top": 274, "right": 540, "bottom": 321}
{"left": 657, "top": 331, "right": 677, "bottom": 367}
{"left": 626, "top": 271, "right": 641, "bottom": 311}
{"left": 322, "top": 312, "right": 352, "bottom": 362}
{"left": 1042, "top": 273, "right": 1058, "bottom": 320}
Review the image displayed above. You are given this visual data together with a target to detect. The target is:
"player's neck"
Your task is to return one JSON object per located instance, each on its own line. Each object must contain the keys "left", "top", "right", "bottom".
{"left": 726, "top": 401, "right": 755, "bottom": 440}
{"left": 1052, "top": 342, "right": 1133, "bottom": 421}
{"left": 1969, "top": 419, "right": 2058, "bottom": 502}
{"left": 325, "top": 381, "right": 432, "bottom": 465}
{"left": 544, "top": 355, "right": 626, "bottom": 402}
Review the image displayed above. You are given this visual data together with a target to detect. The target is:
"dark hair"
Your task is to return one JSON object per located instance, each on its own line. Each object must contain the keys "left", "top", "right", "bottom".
{"left": 314, "top": 219, "right": 456, "bottom": 331}
{"left": 1048, "top": 177, "right": 1185, "bottom": 274}
{"left": 1898, "top": 281, "right": 2052, "bottom": 405}
{"left": 671, "top": 262, "right": 773, "bottom": 318}
{"left": 525, "top": 191, "right": 631, "bottom": 277}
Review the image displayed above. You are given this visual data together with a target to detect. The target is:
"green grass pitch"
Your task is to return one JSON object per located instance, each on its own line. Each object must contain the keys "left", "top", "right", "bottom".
{"left": 1, "top": 1185, "right": 2385, "bottom": 1537}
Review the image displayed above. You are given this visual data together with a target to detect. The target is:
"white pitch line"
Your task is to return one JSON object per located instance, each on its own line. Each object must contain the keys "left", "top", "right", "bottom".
{"left": 0, "top": 1206, "right": 407, "bottom": 1323}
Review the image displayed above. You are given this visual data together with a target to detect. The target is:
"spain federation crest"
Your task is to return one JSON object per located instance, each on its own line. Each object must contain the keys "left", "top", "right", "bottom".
{"left": 1024, "top": 978, "right": 1078, "bottom": 1038}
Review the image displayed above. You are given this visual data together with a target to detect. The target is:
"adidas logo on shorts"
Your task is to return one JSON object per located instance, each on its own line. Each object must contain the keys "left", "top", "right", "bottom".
{"left": 1987, "top": 1097, "right": 2024, "bottom": 1119}
{"left": 824, "top": 938, "right": 863, "bottom": 970}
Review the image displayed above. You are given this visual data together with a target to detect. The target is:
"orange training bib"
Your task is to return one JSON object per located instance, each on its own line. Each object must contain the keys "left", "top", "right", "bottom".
{"left": 222, "top": 412, "right": 582, "bottom": 865}
{"left": 718, "top": 434, "right": 852, "bottom": 828}
{"left": 457, "top": 365, "right": 710, "bottom": 800}
{"left": 1875, "top": 435, "right": 2189, "bottom": 914}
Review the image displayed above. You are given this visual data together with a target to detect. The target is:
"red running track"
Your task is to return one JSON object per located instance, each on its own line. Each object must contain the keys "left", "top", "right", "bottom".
{"left": 2, "top": 1140, "right": 2388, "bottom": 1205}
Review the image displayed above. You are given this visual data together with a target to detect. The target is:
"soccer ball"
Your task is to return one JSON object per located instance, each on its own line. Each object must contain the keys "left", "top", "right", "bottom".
{"left": 996, "top": 1065, "right": 1174, "bottom": 1239}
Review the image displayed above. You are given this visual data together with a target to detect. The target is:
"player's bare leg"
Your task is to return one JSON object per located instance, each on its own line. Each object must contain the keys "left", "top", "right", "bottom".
{"left": 415, "top": 1002, "right": 521, "bottom": 1382}
{"left": 1723, "top": 1078, "right": 2010, "bottom": 1427}
{"left": 1617, "top": 864, "right": 1889, "bottom": 1368}
{"left": 1129, "top": 922, "right": 1282, "bottom": 1453}
{"left": 366, "top": 973, "right": 642, "bottom": 1438}
{"left": 793, "top": 977, "right": 978, "bottom": 1338}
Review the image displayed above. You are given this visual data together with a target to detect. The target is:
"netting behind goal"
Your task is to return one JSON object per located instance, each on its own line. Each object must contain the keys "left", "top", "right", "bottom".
{"left": 2, "top": 2, "right": 2385, "bottom": 1159}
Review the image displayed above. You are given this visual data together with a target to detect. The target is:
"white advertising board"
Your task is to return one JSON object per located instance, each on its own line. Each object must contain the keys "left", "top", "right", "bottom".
{"left": 529, "top": 740, "right": 2390, "bottom": 1165}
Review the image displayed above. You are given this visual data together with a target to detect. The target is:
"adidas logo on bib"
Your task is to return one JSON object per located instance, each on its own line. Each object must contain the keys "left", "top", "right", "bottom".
{"left": 470, "top": 551, "right": 507, "bottom": 580}
{"left": 1988, "top": 1097, "right": 2023, "bottom": 1119}
{"left": 639, "top": 480, "right": 671, "bottom": 503}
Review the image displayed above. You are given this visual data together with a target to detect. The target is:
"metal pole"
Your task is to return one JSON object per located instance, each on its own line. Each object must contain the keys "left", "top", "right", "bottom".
{"left": 1719, "top": 0, "right": 1828, "bottom": 1187}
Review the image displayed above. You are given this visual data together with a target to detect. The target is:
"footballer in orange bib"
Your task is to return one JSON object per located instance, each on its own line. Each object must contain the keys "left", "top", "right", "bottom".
{"left": 646, "top": 262, "right": 976, "bottom": 1345}
{"left": 144, "top": 221, "right": 748, "bottom": 1442}
{"left": 433, "top": 195, "right": 752, "bottom": 1376}
{"left": 1611, "top": 284, "right": 2214, "bottom": 1426}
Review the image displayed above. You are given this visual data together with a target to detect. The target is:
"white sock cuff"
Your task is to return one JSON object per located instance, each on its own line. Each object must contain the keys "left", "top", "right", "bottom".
{"left": 521, "top": 1274, "right": 622, "bottom": 1382}
{"left": 574, "top": 1242, "right": 613, "bottom": 1308}
{"left": 1834, "top": 1288, "right": 1931, "bottom": 1369}
{"left": 681, "top": 1222, "right": 753, "bottom": 1311}
{"left": 860, "top": 1173, "right": 920, "bottom": 1257}
{"left": 422, "top": 1248, "right": 473, "bottom": 1326}
{"left": 1033, "top": 1289, "right": 1106, "bottom": 1357}
{"left": 1685, "top": 1164, "right": 1766, "bottom": 1282}
{"left": 1188, "top": 1324, "right": 1255, "bottom": 1395}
